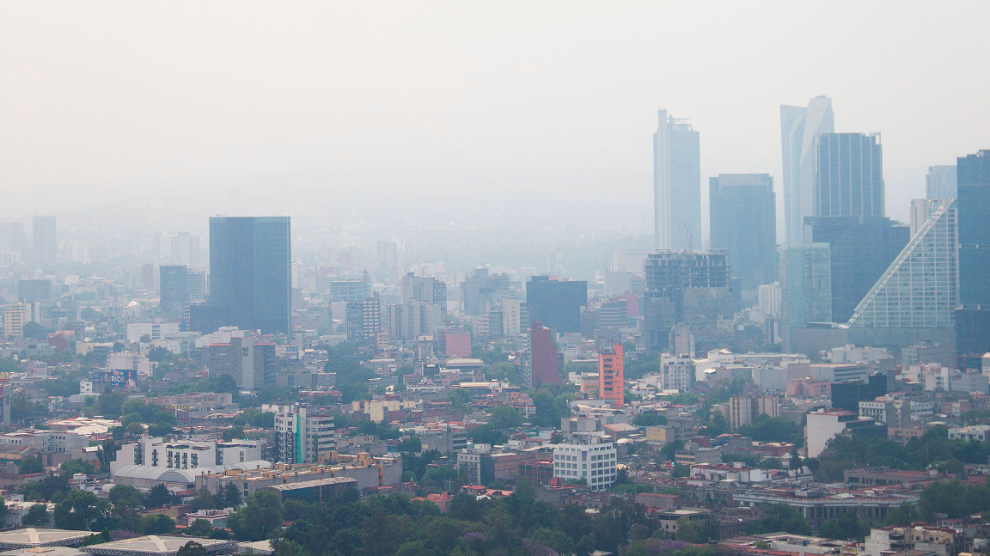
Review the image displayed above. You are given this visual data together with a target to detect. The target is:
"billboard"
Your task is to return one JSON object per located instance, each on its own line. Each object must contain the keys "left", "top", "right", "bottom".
{"left": 107, "top": 369, "right": 138, "bottom": 389}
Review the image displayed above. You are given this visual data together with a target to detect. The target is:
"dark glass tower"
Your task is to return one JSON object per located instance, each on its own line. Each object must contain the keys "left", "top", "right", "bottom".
{"left": 526, "top": 276, "right": 587, "bottom": 333}
{"left": 956, "top": 150, "right": 990, "bottom": 356}
{"left": 813, "top": 133, "right": 885, "bottom": 219}
{"left": 709, "top": 174, "right": 777, "bottom": 292}
{"left": 209, "top": 217, "right": 291, "bottom": 335}
{"left": 803, "top": 216, "right": 908, "bottom": 323}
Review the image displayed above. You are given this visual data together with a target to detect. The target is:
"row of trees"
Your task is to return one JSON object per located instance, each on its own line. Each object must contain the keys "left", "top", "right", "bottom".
{"left": 221, "top": 480, "right": 677, "bottom": 556}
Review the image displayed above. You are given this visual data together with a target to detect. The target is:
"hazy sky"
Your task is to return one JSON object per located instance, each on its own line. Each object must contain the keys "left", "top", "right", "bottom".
{"left": 2, "top": 1, "right": 989, "bottom": 243}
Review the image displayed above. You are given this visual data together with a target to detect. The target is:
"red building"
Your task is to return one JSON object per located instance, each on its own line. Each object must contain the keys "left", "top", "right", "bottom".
{"left": 530, "top": 322, "right": 560, "bottom": 387}
{"left": 519, "top": 459, "right": 554, "bottom": 486}
{"left": 444, "top": 330, "right": 472, "bottom": 358}
{"left": 598, "top": 344, "right": 624, "bottom": 407}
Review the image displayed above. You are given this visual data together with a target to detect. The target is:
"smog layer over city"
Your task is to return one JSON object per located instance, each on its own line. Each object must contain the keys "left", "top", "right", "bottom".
{"left": 0, "top": 2, "right": 989, "bottom": 556}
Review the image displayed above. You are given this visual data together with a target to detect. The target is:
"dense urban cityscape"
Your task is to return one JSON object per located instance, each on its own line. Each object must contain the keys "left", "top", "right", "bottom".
{"left": 2, "top": 3, "right": 989, "bottom": 556}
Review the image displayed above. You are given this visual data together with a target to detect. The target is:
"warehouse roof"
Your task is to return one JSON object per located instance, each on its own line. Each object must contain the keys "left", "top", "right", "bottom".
{"left": 0, "top": 529, "right": 93, "bottom": 550}
{"left": 81, "top": 536, "right": 236, "bottom": 556}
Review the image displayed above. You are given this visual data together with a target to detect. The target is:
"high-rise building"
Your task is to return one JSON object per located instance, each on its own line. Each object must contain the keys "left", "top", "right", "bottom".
{"left": 159, "top": 232, "right": 201, "bottom": 267}
{"left": 847, "top": 200, "right": 958, "bottom": 329}
{"left": 32, "top": 215, "right": 57, "bottom": 269}
{"left": 956, "top": 151, "right": 990, "bottom": 356}
{"left": 0, "top": 222, "right": 26, "bottom": 264}
{"left": 461, "top": 268, "right": 511, "bottom": 317}
{"left": 597, "top": 344, "right": 623, "bottom": 408}
{"left": 530, "top": 322, "right": 560, "bottom": 387}
{"left": 659, "top": 354, "right": 693, "bottom": 392}
{"left": 759, "top": 282, "right": 782, "bottom": 318}
{"left": 3, "top": 303, "right": 28, "bottom": 339}
{"left": 526, "top": 276, "right": 587, "bottom": 334}
{"left": 273, "top": 405, "right": 335, "bottom": 464}
{"left": 927, "top": 165, "right": 958, "bottom": 200}
{"left": 346, "top": 294, "right": 381, "bottom": 345}
{"left": 803, "top": 217, "right": 908, "bottom": 323}
{"left": 780, "top": 243, "right": 832, "bottom": 327}
{"left": 780, "top": 96, "right": 835, "bottom": 244}
{"left": 642, "top": 252, "right": 731, "bottom": 352}
{"left": 813, "top": 133, "right": 885, "bottom": 219}
{"left": 728, "top": 395, "right": 781, "bottom": 431}
{"left": 160, "top": 266, "right": 204, "bottom": 315}
{"left": 208, "top": 217, "right": 291, "bottom": 335}
{"left": 502, "top": 298, "right": 522, "bottom": 337}
{"left": 653, "top": 109, "right": 701, "bottom": 251}
{"left": 709, "top": 174, "right": 778, "bottom": 292}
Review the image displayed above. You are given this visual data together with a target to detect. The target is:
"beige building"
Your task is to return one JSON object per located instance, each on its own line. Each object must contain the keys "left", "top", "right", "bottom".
{"left": 3, "top": 303, "right": 28, "bottom": 339}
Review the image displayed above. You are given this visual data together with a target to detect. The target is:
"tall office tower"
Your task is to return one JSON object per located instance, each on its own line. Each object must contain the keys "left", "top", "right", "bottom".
{"left": 956, "top": 151, "right": 990, "bottom": 356}
{"left": 709, "top": 174, "right": 778, "bottom": 292}
{"left": 927, "top": 165, "right": 958, "bottom": 200}
{"left": 653, "top": 109, "right": 701, "bottom": 251}
{"left": 530, "top": 322, "right": 560, "bottom": 387}
{"left": 0, "top": 222, "right": 26, "bottom": 264}
{"left": 160, "top": 265, "right": 203, "bottom": 316}
{"left": 642, "top": 252, "right": 731, "bottom": 352}
{"left": 32, "top": 216, "right": 57, "bottom": 269}
{"left": 803, "top": 217, "right": 908, "bottom": 323}
{"left": 780, "top": 96, "right": 835, "bottom": 244}
{"left": 597, "top": 344, "right": 624, "bottom": 407}
{"left": 208, "top": 217, "right": 291, "bottom": 335}
{"left": 848, "top": 199, "right": 958, "bottom": 329}
{"left": 159, "top": 232, "right": 200, "bottom": 267}
{"left": 160, "top": 266, "right": 188, "bottom": 315}
{"left": 780, "top": 243, "right": 832, "bottom": 328}
{"left": 502, "top": 298, "right": 522, "bottom": 337}
{"left": 813, "top": 133, "right": 885, "bottom": 218}
{"left": 526, "top": 276, "right": 587, "bottom": 333}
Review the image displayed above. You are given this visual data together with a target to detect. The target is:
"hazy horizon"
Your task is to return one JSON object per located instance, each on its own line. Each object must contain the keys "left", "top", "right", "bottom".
{"left": 3, "top": 1, "right": 989, "bottom": 270}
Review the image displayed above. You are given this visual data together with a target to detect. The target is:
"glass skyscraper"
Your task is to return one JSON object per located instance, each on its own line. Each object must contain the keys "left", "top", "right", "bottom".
{"left": 813, "top": 133, "right": 885, "bottom": 219}
{"left": 956, "top": 150, "right": 990, "bottom": 356}
{"left": 847, "top": 199, "right": 957, "bottom": 328}
{"left": 208, "top": 216, "right": 291, "bottom": 335}
{"left": 32, "top": 215, "right": 56, "bottom": 270}
{"left": 780, "top": 96, "right": 834, "bottom": 244}
{"left": 653, "top": 109, "right": 700, "bottom": 251}
{"left": 709, "top": 174, "right": 777, "bottom": 293}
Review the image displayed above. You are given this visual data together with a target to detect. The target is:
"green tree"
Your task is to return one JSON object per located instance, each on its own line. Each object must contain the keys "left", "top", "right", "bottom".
{"left": 488, "top": 404, "right": 523, "bottom": 429}
{"left": 177, "top": 541, "right": 207, "bottom": 556}
{"left": 228, "top": 490, "right": 283, "bottom": 541}
{"left": 183, "top": 519, "right": 215, "bottom": 537}
{"left": 148, "top": 423, "right": 175, "bottom": 437}
{"left": 18, "top": 456, "right": 44, "bottom": 475}
{"left": 53, "top": 490, "right": 102, "bottom": 530}
{"left": 61, "top": 459, "right": 95, "bottom": 476}
{"left": 632, "top": 412, "right": 668, "bottom": 427}
{"left": 144, "top": 484, "right": 175, "bottom": 509}
{"left": 446, "top": 388, "right": 472, "bottom": 409}
{"left": 22, "top": 504, "right": 49, "bottom": 526}
{"left": 189, "top": 488, "right": 216, "bottom": 511}
{"left": 744, "top": 504, "right": 811, "bottom": 536}
{"left": 138, "top": 514, "right": 176, "bottom": 535}
{"left": 468, "top": 424, "right": 507, "bottom": 446}
{"left": 884, "top": 503, "right": 920, "bottom": 526}
{"left": 22, "top": 322, "right": 50, "bottom": 340}
{"left": 818, "top": 510, "right": 870, "bottom": 541}
{"left": 676, "top": 516, "right": 720, "bottom": 543}
{"left": 126, "top": 422, "right": 146, "bottom": 435}
{"left": 219, "top": 482, "right": 242, "bottom": 509}
{"left": 448, "top": 492, "right": 481, "bottom": 521}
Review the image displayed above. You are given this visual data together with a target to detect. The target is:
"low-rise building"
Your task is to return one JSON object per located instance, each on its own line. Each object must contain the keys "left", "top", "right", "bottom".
{"left": 947, "top": 425, "right": 990, "bottom": 442}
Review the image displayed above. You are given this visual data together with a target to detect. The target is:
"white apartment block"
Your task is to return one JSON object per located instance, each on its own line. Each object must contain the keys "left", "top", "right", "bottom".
{"left": 660, "top": 354, "right": 693, "bottom": 392}
{"left": 274, "top": 405, "right": 336, "bottom": 464}
{"left": 553, "top": 441, "right": 617, "bottom": 491}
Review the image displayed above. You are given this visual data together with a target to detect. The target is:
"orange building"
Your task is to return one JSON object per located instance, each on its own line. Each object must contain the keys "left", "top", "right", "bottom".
{"left": 598, "top": 344, "right": 624, "bottom": 407}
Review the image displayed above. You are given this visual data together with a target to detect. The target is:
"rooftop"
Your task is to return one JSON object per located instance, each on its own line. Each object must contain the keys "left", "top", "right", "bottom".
{"left": 0, "top": 529, "right": 93, "bottom": 550}
{"left": 81, "top": 536, "right": 236, "bottom": 556}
